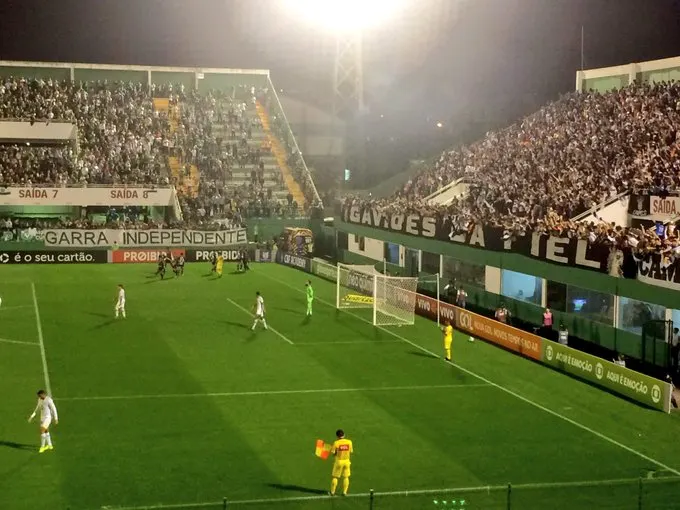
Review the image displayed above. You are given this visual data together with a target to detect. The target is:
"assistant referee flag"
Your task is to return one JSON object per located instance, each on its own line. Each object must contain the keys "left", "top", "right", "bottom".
{"left": 315, "top": 439, "right": 331, "bottom": 459}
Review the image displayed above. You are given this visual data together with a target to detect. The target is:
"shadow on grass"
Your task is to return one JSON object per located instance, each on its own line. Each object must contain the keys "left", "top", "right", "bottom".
{"left": 144, "top": 277, "right": 173, "bottom": 284}
{"left": 222, "top": 320, "right": 249, "bottom": 330}
{"left": 409, "top": 350, "right": 439, "bottom": 359}
{"left": 267, "top": 483, "right": 327, "bottom": 495}
{"left": 92, "top": 319, "right": 117, "bottom": 329}
{"left": 84, "top": 311, "right": 110, "bottom": 319}
{"left": 0, "top": 440, "right": 34, "bottom": 451}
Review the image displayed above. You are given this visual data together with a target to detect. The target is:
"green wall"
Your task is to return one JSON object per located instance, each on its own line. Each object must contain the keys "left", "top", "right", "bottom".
{"left": 583, "top": 75, "right": 629, "bottom": 92}
{"left": 73, "top": 68, "right": 147, "bottom": 84}
{"left": 0, "top": 65, "right": 70, "bottom": 81}
{"left": 198, "top": 73, "right": 268, "bottom": 93}
{"left": 151, "top": 71, "right": 195, "bottom": 89}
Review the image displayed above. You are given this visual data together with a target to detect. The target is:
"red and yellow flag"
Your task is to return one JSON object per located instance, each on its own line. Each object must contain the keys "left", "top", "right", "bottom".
{"left": 315, "top": 439, "right": 331, "bottom": 460}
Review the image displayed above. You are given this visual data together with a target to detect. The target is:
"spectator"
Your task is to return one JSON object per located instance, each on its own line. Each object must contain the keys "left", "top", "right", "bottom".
{"left": 558, "top": 323, "right": 569, "bottom": 345}
{"left": 495, "top": 303, "right": 510, "bottom": 324}
{"left": 542, "top": 308, "right": 553, "bottom": 338}
{"left": 456, "top": 286, "right": 467, "bottom": 309}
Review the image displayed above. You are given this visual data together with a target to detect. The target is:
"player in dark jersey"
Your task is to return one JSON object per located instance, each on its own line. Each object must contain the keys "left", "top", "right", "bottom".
{"left": 155, "top": 255, "right": 166, "bottom": 279}
{"left": 240, "top": 249, "right": 250, "bottom": 271}
{"left": 173, "top": 254, "right": 185, "bottom": 277}
{"left": 209, "top": 252, "right": 217, "bottom": 274}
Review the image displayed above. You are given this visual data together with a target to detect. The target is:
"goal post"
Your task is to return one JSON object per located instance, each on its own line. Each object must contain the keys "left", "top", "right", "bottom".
{"left": 336, "top": 263, "right": 420, "bottom": 326}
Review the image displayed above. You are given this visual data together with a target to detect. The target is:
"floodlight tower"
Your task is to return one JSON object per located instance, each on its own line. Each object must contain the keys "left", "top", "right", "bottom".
{"left": 333, "top": 32, "right": 364, "bottom": 119}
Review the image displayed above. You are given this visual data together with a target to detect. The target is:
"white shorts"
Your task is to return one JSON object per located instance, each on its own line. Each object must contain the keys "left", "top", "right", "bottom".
{"left": 115, "top": 301, "right": 126, "bottom": 310}
{"left": 40, "top": 417, "right": 52, "bottom": 429}
{"left": 255, "top": 312, "right": 264, "bottom": 319}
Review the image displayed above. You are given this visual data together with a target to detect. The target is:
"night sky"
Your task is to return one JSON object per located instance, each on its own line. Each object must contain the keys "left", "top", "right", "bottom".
{"left": 1, "top": 0, "right": 680, "bottom": 177}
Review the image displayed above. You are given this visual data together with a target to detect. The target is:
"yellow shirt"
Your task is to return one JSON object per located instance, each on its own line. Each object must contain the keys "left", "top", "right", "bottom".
{"left": 331, "top": 438, "right": 353, "bottom": 462}
{"left": 443, "top": 325, "right": 453, "bottom": 343}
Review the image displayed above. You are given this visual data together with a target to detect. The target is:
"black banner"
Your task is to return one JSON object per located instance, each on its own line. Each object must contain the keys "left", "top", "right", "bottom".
{"left": 342, "top": 204, "right": 613, "bottom": 273}
{"left": 0, "top": 250, "right": 107, "bottom": 264}
{"left": 275, "top": 251, "right": 311, "bottom": 272}
{"left": 185, "top": 248, "right": 255, "bottom": 263}
{"left": 636, "top": 253, "right": 680, "bottom": 291}
{"left": 628, "top": 195, "right": 651, "bottom": 217}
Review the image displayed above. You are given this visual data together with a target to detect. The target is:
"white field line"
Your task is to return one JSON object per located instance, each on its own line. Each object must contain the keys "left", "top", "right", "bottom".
{"left": 60, "top": 383, "right": 489, "bottom": 402}
{"left": 295, "top": 339, "right": 401, "bottom": 345}
{"left": 0, "top": 337, "right": 40, "bottom": 347}
{"left": 0, "top": 304, "right": 31, "bottom": 313}
{"left": 31, "top": 282, "right": 52, "bottom": 395}
{"left": 262, "top": 271, "right": 680, "bottom": 477}
{"left": 100, "top": 475, "right": 680, "bottom": 509}
{"left": 226, "top": 298, "right": 294, "bottom": 345}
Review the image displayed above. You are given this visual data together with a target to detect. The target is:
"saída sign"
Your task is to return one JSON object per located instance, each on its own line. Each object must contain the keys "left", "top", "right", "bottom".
{"left": 342, "top": 204, "right": 612, "bottom": 273}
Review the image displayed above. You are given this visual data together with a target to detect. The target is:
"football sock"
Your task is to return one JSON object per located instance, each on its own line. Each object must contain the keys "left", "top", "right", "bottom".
{"left": 330, "top": 478, "right": 338, "bottom": 495}
{"left": 262, "top": 319, "right": 268, "bottom": 330}
{"left": 45, "top": 433, "right": 52, "bottom": 447}
{"left": 343, "top": 478, "right": 350, "bottom": 495}
{"left": 40, "top": 433, "right": 47, "bottom": 448}
{"left": 445, "top": 348, "right": 451, "bottom": 360}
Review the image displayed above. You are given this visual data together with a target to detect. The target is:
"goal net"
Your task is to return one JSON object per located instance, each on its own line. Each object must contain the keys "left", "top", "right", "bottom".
{"left": 336, "top": 263, "right": 419, "bottom": 326}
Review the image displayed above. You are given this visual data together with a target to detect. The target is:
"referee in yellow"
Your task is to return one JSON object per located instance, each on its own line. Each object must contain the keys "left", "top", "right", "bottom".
{"left": 442, "top": 319, "right": 453, "bottom": 362}
{"left": 330, "top": 429, "right": 353, "bottom": 496}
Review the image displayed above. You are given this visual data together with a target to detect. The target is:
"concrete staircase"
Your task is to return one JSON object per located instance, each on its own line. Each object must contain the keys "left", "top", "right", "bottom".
{"left": 255, "top": 100, "right": 306, "bottom": 207}
{"left": 168, "top": 156, "right": 199, "bottom": 198}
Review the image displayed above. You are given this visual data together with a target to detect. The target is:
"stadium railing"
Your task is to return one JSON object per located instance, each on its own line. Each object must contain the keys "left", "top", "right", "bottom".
{"left": 265, "top": 75, "right": 322, "bottom": 208}
{"left": 216, "top": 476, "right": 680, "bottom": 509}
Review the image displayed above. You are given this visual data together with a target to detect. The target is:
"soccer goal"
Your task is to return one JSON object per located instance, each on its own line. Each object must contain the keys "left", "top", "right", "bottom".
{"left": 336, "top": 262, "right": 425, "bottom": 326}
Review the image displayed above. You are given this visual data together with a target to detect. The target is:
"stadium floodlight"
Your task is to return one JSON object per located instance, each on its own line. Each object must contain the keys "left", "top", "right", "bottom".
{"left": 284, "top": 0, "right": 406, "bottom": 33}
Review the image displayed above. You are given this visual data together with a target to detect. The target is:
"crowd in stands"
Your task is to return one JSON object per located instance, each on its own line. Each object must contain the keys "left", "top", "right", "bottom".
{"left": 0, "top": 78, "right": 168, "bottom": 185}
{"left": 348, "top": 80, "right": 680, "bottom": 265}
{"left": 0, "top": 77, "right": 318, "bottom": 225}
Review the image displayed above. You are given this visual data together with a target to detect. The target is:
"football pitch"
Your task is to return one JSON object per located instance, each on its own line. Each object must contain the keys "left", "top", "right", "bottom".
{"left": 2, "top": 262, "right": 680, "bottom": 510}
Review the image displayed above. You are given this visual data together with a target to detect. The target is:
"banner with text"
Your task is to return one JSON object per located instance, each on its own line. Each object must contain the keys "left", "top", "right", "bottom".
{"left": 0, "top": 186, "right": 175, "bottom": 207}
{"left": 44, "top": 229, "right": 247, "bottom": 248}
{"left": 0, "top": 250, "right": 107, "bottom": 264}
{"left": 342, "top": 204, "right": 613, "bottom": 273}
{"left": 185, "top": 248, "right": 257, "bottom": 263}
{"left": 311, "top": 259, "right": 338, "bottom": 282}
{"left": 275, "top": 251, "right": 312, "bottom": 272}
{"left": 413, "top": 293, "right": 542, "bottom": 361}
{"left": 635, "top": 253, "right": 680, "bottom": 291}
{"left": 109, "top": 249, "right": 186, "bottom": 264}
{"left": 542, "top": 340, "right": 671, "bottom": 412}
{"left": 628, "top": 194, "right": 680, "bottom": 220}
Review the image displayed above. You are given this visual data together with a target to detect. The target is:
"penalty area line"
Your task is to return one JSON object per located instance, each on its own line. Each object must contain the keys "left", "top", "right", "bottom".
{"left": 0, "top": 337, "right": 40, "bottom": 347}
{"left": 260, "top": 270, "right": 680, "bottom": 477}
{"left": 226, "top": 298, "right": 294, "bottom": 345}
{"left": 60, "top": 383, "right": 490, "bottom": 402}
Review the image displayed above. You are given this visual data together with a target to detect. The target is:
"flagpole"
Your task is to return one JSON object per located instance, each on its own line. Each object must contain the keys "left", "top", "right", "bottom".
{"left": 580, "top": 25, "right": 585, "bottom": 70}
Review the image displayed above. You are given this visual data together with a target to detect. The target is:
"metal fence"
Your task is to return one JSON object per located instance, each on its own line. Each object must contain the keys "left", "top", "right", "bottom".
{"left": 107, "top": 477, "right": 680, "bottom": 510}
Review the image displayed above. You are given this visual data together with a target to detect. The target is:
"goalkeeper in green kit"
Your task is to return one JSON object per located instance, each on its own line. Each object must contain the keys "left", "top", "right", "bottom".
{"left": 305, "top": 280, "right": 314, "bottom": 316}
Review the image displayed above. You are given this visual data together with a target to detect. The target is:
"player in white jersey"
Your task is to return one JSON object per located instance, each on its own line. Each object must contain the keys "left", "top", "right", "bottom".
{"left": 28, "top": 389, "right": 58, "bottom": 453}
{"left": 251, "top": 291, "right": 268, "bottom": 330}
{"left": 115, "top": 284, "right": 126, "bottom": 318}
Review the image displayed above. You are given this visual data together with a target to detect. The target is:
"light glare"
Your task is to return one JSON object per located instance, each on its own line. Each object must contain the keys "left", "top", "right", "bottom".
{"left": 285, "top": 0, "right": 406, "bottom": 32}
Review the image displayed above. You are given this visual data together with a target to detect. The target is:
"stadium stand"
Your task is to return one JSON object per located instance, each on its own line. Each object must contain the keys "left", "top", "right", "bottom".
{"left": 0, "top": 76, "right": 316, "bottom": 224}
{"left": 347, "top": 80, "right": 680, "bottom": 267}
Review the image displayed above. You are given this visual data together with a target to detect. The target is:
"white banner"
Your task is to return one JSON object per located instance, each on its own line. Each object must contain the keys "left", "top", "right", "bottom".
{"left": 44, "top": 229, "right": 247, "bottom": 247}
{"left": 649, "top": 196, "right": 680, "bottom": 219}
{"left": 0, "top": 186, "right": 175, "bottom": 206}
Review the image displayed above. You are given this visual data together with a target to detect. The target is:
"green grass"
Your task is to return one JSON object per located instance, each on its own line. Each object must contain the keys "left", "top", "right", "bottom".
{"left": 1, "top": 262, "right": 680, "bottom": 510}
